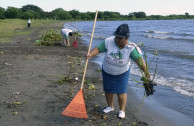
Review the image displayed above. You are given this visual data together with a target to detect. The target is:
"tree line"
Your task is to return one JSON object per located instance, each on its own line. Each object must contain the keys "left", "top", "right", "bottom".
{"left": 0, "top": 4, "right": 194, "bottom": 20}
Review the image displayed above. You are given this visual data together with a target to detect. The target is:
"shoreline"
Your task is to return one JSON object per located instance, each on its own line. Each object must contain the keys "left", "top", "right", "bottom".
{"left": 0, "top": 21, "right": 147, "bottom": 126}
{"left": 1, "top": 20, "right": 191, "bottom": 126}
{"left": 126, "top": 86, "right": 176, "bottom": 126}
{"left": 91, "top": 56, "right": 194, "bottom": 126}
{"left": 128, "top": 82, "right": 194, "bottom": 126}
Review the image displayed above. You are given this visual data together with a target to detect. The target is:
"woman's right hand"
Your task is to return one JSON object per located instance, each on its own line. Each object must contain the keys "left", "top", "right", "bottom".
{"left": 85, "top": 47, "right": 100, "bottom": 60}
{"left": 85, "top": 54, "right": 92, "bottom": 60}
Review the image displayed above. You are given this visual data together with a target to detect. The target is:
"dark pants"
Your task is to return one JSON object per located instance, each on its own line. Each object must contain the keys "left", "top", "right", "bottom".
{"left": 28, "top": 23, "right": 31, "bottom": 27}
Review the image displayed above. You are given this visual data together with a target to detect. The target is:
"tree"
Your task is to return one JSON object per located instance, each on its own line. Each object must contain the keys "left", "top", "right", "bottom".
{"left": 5, "top": 7, "right": 21, "bottom": 18}
{"left": 133, "top": 12, "right": 146, "bottom": 18}
{"left": 120, "top": 14, "right": 128, "bottom": 20}
{"left": 86, "top": 12, "right": 96, "bottom": 19}
{"left": 58, "top": 11, "right": 72, "bottom": 20}
{"left": 50, "top": 8, "right": 62, "bottom": 19}
{"left": 128, "top": 13, "right": 136, "bottom": 19}
{"left": 21, "top": 4, "right": 43, "bottom": 12}
{"left": 69, "top": 9, "right": 80, "bottom": 19}
{"left": 104, "top": 11, "right": 111, "bottom": 20}
{"left": 21, "top": 11, "right": 34, "bottom": 19}
{"left": 0, "top": 7, "right": 5, "bottom": 19}
{"left": 80, "top": 13, "right": 91, "bottom": 20}
{"left": 185, "top": 12, "right": 190, "bottom": 18}
{"left": 50, "top": 8, "right": 72, "bottom": 20}
{"left": 21, "top": 4, "right": 46, "bottom": 19}
{"left": 149, "top": 15, "right": 163, "bottom": 20}
{"left": 110, "top": 12, "right": 120, "bottom": 19}
{"left": 169, "top": 14, "right": 179, "bottom": 19}
{"left": 97, "top": 11, "right": 104, "bottom": 20}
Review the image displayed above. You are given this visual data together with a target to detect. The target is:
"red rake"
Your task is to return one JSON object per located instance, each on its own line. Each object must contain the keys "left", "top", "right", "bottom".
{"left": 61, "top": 89, "right": 87, "bottom": 118}
{"left": 72, "top": 40, "right": 78, "bottom": 47}
{"left": 72, "top": 20, "right": 78, "bottom": 48}
{"left": 61, "top": 10, "right": 98, "bottom": 119}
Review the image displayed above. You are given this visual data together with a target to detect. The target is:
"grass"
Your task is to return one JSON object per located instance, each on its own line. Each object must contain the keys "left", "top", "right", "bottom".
{"left": 0, "top": 19, "right": 64, "bottom": 43}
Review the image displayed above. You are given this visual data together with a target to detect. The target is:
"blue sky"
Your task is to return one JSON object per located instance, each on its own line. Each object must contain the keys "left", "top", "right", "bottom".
{"left": 1, "top": 0, "right": 194, "bottom": 15}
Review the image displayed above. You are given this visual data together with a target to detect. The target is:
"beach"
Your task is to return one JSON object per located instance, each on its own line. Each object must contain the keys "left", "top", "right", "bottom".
{"left": 0, "top": 20, "right": 179, "bottom": 126}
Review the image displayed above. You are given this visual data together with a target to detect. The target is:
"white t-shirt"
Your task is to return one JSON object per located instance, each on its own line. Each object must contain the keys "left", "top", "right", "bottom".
{"left": 61, "top": 28, "right": 73, "bottom": 37}
{"left": 102, "top": 36, "right": 136, "bottom": 75}
{"left": 28, "top": 19, "right": 31, "bottom": 23}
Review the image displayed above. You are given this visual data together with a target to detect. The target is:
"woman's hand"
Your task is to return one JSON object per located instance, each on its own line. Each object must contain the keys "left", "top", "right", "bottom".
{"left": 85, "top": 53, "right": 92, "bottom": 60}
{"left": 85, "top": 47, "right": 100, "bottom": 60}
{"left": 135, "top": 57, "right": 150, "bottom": 78}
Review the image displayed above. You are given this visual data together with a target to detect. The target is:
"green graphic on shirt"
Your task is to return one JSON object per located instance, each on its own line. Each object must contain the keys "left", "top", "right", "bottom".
{"left": 110, "top": 51, "right": 122, "bottom": 60}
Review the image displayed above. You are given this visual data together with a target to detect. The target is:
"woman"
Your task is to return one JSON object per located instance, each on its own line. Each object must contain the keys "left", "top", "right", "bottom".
{"left": 61, "top": 28, "right": 74, "bottom": 47}
{"left": 86, "top": 24, "right": 149, "bottom": 118}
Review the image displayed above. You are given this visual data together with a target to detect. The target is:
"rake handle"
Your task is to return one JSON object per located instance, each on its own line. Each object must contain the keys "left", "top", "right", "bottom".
{"left": 75, "top": 19, "right": 77, "bottom": 41}
{"left": 81, "top": 10, "right": 98, "bottom": 89}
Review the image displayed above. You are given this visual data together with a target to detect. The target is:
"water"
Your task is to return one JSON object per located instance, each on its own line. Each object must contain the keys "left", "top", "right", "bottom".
{"left": 64, "top": 20, "right": 194, "bottom": 125}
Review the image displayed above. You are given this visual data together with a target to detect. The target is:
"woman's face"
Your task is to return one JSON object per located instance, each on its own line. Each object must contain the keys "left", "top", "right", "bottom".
{"left": 115, "top": 37, "right": 128, "bottom": 47}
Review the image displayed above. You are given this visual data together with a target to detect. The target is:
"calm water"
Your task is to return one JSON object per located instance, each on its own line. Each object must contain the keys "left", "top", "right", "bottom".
{"left": 64, "top": 20, "right": 194, "bottom": 125}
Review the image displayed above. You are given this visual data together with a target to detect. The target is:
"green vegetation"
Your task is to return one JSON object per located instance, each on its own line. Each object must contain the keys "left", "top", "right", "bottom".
{"left": 0, "top": 5, "right": 194, "bottom": 21}
{"left": 40, "top": 29, "right": 62, "bottom": 46}
{"left": 131, "top": 42, "right": 158, "bottom": 96}
{"left": 0, "top": 19, "right": 63, "bottom": 43}
{"left": 56, "top": 75, "right": 73, "bottom": 85}
{"left": 0, "top": 19, "right": 29, "bottom": 42}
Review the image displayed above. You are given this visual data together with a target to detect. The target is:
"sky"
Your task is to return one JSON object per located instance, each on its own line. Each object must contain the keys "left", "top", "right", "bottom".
{"left": 1, "top": 0, "right": 194, "bottom": 15}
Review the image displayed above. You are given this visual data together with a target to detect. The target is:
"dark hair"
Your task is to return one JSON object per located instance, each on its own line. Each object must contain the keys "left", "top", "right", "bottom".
{"left": 68, "top": 32, "right": 73, "bottom": 36}
{"left": 113, "top": 24, "right": 130, "bottom": 38}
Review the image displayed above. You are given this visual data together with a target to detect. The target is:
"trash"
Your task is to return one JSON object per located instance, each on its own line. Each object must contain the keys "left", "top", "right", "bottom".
{"left": 96, "top": 68, "right": 101, "bottom": 72}
{"left": 13, "top": 91, "right": 20, "bottom": 95}
{"left": 75, "top": 77, "right": 78, "bottom": 80}
{"left": 14, "top": 102, "right": 21, "bottom": 105}
{"left": 117, "top": 122, "right": 122, "bottom": 126}
{"left": 88, "top": 84, "right": 95, "bottom": 90}
{"left": 35, "top": 40, "right": 41, "bottom": 45}
{"left": 132, "top": 122, "right": 136, "bottom": 125}
{"left": 13, "top": 112, "right": 18, "bottom": 115}
{"left": 95, "top": 104, "right": 99, "bottom": 107}
{"left": 5, "top": 63, "right": 12, "bottom": 66}
{"left": 102, "top": 115, "right": 108, "bottom": 120}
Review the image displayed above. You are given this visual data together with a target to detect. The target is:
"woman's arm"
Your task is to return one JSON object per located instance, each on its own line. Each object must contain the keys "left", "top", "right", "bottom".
{"left": 135, "top": 57, "right": 150, "bottom": 79}
{"left": 86, "top": 47, "right": 100, "bottom": 60}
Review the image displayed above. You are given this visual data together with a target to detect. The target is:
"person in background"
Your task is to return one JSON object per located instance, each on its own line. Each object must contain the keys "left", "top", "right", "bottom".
{"left": 28, "top": 19, "right": 31, "bottom": 28}
{"left": 61, "top": 28, "right": 75, "bottom": 47}
{"left": 85, "top": 24, "right": 149, "bottom": 118}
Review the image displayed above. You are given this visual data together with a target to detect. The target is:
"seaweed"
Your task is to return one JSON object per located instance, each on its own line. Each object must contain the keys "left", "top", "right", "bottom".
{"left": 131, "top": 42, "right": 158, "bottom": 96}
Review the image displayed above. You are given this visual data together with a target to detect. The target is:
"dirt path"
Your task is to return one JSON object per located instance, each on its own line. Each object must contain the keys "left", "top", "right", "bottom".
{"left": 0, "top": 22, "right": 147, "bottom": 126}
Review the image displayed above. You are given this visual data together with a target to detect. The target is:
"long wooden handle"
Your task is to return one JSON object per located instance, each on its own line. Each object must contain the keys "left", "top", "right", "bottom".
{"left": 75, "top": 19, "right": 77, "bottom": 41}
{"left": 81, "top": 10, "right": 98, "bottom": 89}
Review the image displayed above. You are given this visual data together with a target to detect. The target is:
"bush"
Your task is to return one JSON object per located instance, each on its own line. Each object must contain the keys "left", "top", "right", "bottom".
{"left": 40, "top": 29, "right": 62, "bottom": 46}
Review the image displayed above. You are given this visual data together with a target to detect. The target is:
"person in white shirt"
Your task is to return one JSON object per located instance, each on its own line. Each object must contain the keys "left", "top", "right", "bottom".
{"left": 61, "top": 28, "right": 74, "bottom": 47}
{"left": 28, "top": 19, "right": 31, "bottom": 28}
